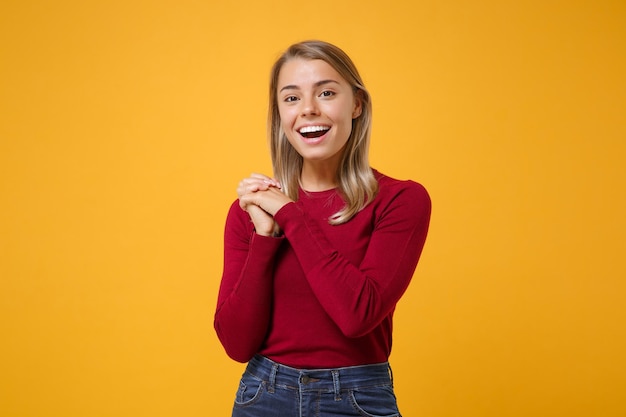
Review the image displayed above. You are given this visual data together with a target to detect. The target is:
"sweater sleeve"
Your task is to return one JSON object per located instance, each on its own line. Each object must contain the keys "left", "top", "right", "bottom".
{"left": 273, "top": 181, "right": 431, "bottom": 338}
{"left": 214, "top": 200, "right": 283, "bottom": 362}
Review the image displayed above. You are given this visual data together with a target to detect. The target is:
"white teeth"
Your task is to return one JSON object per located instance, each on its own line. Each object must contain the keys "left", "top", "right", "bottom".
{"left": 299, "top": 125, "right": 330, "bottom": 134}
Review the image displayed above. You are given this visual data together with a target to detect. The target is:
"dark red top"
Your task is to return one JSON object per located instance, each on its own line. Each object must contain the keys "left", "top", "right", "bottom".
{"left": 214, "top": 170, "right": 431, "bottom": 368}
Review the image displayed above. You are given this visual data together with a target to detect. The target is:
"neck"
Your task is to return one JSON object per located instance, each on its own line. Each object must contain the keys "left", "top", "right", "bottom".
{"left": 300, "top": 161, "right": 339, "bottom": 191}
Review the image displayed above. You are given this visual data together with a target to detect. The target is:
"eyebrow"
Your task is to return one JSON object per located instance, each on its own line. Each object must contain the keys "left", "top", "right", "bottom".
{"left": 279, "top": 79, "right": 340, "bottom": 93}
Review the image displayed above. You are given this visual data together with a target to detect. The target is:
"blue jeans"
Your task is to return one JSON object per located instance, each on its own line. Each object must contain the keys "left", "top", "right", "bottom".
{"left": 231, "top": 355, "right": 402, "bottom": 417}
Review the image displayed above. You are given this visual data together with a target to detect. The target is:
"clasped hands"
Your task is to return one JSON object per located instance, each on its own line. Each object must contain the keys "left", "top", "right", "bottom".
{"left": 237, "top": 173, "right": 293, "bottom": 237}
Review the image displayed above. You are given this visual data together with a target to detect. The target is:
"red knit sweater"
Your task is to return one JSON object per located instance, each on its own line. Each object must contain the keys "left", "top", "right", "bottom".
{"left": 214, "top": 170, "right": 431, "bottom": 368}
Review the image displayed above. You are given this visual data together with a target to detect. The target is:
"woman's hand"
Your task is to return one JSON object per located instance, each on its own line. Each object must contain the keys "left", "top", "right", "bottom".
{"left": 237, "top": 173, "right": 292, "bottom": 236}
{"left": 237, "top": 173, "right": 281, "bottom": 196}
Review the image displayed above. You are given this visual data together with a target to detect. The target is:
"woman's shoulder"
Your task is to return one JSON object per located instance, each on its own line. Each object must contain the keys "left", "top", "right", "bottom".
{"left": 373, "top": 169, "right": 430, "bottom": 201}
{"left": 370, "top": 169, "right": 431, "bottom": 222}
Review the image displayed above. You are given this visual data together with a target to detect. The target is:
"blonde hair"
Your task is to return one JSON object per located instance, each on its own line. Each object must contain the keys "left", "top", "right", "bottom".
{"left": 268, "top": 40, "right": 378, "bottom": 225}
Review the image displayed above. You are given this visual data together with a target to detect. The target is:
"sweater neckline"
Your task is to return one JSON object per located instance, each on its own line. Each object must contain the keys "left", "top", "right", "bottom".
{"left": 296, "top": 169, "right": 381, "bottom": 199}
{"left": 298, "top": 186, "right": 338, "bottom": 199}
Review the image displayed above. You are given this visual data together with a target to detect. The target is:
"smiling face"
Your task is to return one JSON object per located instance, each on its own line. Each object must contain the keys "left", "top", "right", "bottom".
{"left": 276, "top": 58, "right": 362, "bottom": 172}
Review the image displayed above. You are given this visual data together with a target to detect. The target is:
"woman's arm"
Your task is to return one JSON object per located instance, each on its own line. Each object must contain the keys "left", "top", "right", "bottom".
{"left": 274, "top": 181, "right": 431, "bottom": 338}
{"left": 213, "top": 201, "right": 283, "bottom": 362}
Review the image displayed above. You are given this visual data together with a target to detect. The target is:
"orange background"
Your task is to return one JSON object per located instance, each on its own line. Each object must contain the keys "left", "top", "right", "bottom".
{"left": 1, "top": 1, "right": 625, "bottom": 416}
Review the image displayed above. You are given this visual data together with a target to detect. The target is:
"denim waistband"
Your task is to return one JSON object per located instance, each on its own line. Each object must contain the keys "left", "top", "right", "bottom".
{"left": 246, "top": 355, "right": 393, "bottom": 394}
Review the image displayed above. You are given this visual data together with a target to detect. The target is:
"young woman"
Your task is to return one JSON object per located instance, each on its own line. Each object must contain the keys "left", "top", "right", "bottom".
{"left": 214, "top": 40, "right": 431, "bottom": 417}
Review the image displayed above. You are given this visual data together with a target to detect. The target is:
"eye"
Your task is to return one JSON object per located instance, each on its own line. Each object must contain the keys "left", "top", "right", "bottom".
{"left": 284, "top": 95, "right": 299, "bottom": 103}
{"left": 320, "top": 90, "right": 335, "bottom": 98}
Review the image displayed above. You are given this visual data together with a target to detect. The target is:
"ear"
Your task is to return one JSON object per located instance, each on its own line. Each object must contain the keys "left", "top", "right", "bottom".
{"left": 352, "top": 90, "right": 363, "bottom": 119}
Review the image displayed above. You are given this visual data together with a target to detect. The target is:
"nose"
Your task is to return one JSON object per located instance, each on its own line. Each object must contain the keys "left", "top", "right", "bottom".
{"left": 301, "top": 96, "right": 319, "bottom": 116}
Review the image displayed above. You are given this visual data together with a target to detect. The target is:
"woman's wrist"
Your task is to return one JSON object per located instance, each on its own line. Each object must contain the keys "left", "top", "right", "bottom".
{"left": 254, "top": 224, "right": 282, "bottom": 238}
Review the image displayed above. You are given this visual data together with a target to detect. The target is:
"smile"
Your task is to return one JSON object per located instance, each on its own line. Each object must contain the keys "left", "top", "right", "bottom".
{"left": 298, "top": 125, "right": 330, "bottom": 139}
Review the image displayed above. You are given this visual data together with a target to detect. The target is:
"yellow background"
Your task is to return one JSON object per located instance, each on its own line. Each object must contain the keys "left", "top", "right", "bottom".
{"left": 1, "top": 0, "right": 625, "bottom": 416}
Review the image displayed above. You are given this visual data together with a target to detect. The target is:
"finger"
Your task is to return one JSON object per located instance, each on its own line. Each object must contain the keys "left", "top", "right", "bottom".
{"left": 238, "top": 193, "right": 259, "bottom": 211}
{"left": 249, "top": 173, "right": 281, "bottom": 189}
{"left": 237, "top": 177, "right": 281, "bottom": 197}
{"left": 237, "top": 181, "right": 269, "bottom": 198}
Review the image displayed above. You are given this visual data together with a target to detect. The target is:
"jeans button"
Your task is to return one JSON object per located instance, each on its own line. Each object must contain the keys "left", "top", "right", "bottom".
{"left": 301, "top": 375, "right": 310, "bottom": 384}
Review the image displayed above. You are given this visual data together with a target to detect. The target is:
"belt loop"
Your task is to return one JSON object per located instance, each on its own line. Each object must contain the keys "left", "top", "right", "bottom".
{"left": 388, "top": 363, "right": 394, "bottom": 388}
{"left": 268, "top": 363, "right": 278, "bottom": 394}
{"left": 331, "top": 370, "right": 341, "bottom": 401}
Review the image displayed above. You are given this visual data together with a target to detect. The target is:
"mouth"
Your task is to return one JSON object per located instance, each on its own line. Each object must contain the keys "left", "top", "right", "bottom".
{"left": 298, "top": 125, "right": 330, "bottom": 139}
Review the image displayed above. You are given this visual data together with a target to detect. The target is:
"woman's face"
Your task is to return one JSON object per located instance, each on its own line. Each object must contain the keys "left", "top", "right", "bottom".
{"left": 276, "top": 58, "right": 361, "bottom": 168}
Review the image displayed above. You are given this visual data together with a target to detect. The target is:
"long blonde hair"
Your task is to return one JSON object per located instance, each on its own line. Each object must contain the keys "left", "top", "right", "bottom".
{"left": 268, "top": 40, "right": 378, "bottom": 225}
